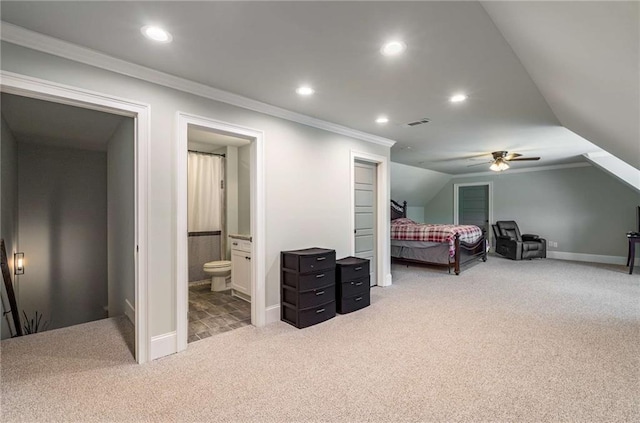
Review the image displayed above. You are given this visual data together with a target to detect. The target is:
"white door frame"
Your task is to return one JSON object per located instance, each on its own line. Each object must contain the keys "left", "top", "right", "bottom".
{"left": 175, "top": 112, "right": 265, "bottom": 353}
{"left": 1, "top": 71, "right": 151, "bottom": 363}
{"left": 453, "top": 181, "right": 493, "bottom": 241}
{"left": 350, "top": 151, "right": 392, "bottom": 287}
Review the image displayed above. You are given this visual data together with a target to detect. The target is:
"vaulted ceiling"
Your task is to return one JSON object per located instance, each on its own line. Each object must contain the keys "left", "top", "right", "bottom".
{"left": 1, "top": 1, "right": 637, "bottom": 173}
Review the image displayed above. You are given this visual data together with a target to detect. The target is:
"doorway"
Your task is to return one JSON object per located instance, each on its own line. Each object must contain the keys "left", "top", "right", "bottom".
{"left": 185, "top": 129, "right": 252, "bottom": 343}
{"left": 453, "top": 182, "right": 493, "bottom": 243}
{"left": 175, "top": 112, "right": 265, "bottom": 353}
{"left": 0, "top": 72, "right": 149, "bottom": 363}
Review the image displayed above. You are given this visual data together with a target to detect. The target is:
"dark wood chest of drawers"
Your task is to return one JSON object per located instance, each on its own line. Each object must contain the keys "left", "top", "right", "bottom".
{"left": 281, "top": 248, "right": 336, "bottom": 328}
{"left": 335, "top": 256, "right": 370, "bottom": 314}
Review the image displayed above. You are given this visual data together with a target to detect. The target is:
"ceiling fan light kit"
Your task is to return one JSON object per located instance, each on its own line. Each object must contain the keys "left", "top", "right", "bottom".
{"left": 477, "top": 151, "right": 540, "bottom": 172}
{"left": 489, "top": 158, "right": 510, "bottom": 172}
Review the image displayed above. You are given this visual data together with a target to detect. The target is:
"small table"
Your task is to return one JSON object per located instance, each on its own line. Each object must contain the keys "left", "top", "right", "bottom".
{"left": 627, "top": 233, "right": 640, "bottom": 275}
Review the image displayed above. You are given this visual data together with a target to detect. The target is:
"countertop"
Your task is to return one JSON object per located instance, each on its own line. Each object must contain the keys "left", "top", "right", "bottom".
{"left": 228, "top": 234, "right": 252, "bottom": 242}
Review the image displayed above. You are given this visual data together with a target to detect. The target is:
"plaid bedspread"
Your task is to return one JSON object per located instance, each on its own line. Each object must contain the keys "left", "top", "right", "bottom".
{"left": 391, "top": 218, "right": 483, "bottom": 257}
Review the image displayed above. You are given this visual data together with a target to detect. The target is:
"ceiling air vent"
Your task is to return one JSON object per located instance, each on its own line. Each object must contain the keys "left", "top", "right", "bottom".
{"left": 406, "top": 118, "right": 430, "bottom": 127}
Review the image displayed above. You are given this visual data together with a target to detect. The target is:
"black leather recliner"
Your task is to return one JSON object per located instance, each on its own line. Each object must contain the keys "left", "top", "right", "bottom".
{"left": 492, "top": 221, "right": 546, "bottom": 260}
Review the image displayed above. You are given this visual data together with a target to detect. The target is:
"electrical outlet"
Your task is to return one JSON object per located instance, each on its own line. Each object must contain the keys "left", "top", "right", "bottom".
{"left": 549, "top": 241, "right": 557, "bottom": 248}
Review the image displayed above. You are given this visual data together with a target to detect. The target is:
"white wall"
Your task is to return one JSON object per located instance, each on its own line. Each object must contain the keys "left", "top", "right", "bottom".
{"left": 1, "top": 116, "right": 19, "bottom": 339}
{"left": 425, "top": 165, "right": 640, "bottom": 257}
{"left": 18, "top": 142, "right": 108, "bottom": 330}
{"left": 390, "top": 162, "right": 451, "bottom": 222}
{"left": 107, "top": 118, "right": 135, "bottom": 319}
{"left": 0, "top": 41, "right": 390, "bottom": 336}
{"left": 238, "top": 144, "right": 251, "bottom": 234}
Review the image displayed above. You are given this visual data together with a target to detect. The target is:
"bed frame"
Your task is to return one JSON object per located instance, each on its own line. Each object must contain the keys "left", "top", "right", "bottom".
{"left": 390, "top": 200, "right": 487, "bottom": 275}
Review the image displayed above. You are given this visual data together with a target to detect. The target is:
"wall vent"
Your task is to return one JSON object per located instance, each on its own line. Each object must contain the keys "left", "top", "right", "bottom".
{"left": 406, "top": 118, "right": 430, "bottom": 127}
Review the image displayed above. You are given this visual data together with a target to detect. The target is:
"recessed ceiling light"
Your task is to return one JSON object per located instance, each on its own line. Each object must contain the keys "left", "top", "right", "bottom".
{"left": 376, "top": 116, "right": 389, "bottom": 124}
{"left": 450, "top": 94, "right": 468, "bottom": 103}
{"left": 141, "top": 25, "right": 173, "bottom": 43}
{"left": 296, "top": 86, "right": 315, "bottom": 96}
{"left": 380, "top": 41, "right": 407, "bottom": 56}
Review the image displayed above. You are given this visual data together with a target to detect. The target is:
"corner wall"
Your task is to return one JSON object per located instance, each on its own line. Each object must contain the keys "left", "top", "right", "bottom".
{"left": 390, "top": 162, "right": 451, "bottom": 223}
{"left": 18, "top": 142, "right": 108, "bottom": 330}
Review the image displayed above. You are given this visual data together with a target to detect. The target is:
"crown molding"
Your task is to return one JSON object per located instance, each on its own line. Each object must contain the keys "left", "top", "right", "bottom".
{"left": 451, "top": 162, "right": 592, "bottom": 178}
{"left": 0, "top": 22, "right": 396, "bottom": 148}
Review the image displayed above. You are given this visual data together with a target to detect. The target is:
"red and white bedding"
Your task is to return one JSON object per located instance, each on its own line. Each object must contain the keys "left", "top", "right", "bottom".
{"left": 391, "top": 218, "right": 483, "bottom": 257}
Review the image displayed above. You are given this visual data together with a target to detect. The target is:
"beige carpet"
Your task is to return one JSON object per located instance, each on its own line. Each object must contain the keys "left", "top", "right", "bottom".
{"left": 2, "top": 256, "right": 639, "bottom": 422}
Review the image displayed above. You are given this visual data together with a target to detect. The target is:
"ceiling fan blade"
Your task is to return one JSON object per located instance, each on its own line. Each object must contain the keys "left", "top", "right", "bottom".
{"left": 466, "top": 161, "right": 492, "bottom": 167}
{"left": 508, "top": 157, "right": 540, "bottom": 161}
{"left": 505, "top": 153, "right": 522, "bottom": 160}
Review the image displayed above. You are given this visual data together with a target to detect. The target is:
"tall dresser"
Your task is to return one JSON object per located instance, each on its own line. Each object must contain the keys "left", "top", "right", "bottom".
{"left": 335, "top": 256, "right": 370, "bottom": 314}
{"left": 281, "top": 247, "right": 336, "bottom": 328}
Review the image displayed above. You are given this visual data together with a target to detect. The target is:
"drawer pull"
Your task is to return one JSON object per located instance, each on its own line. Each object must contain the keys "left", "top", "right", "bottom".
{"left": 245, "top": 256, "right": 251, "bottom": 261}
{"left": 355, "top": 282, "right": 363, "bottom": 286}
{"left": 232, "top": 242, "right": 238, "bottom": 246}
{"left": 355, "top": 297, "right": 363, "bottom": 302}
{"left": 316, "top": 308, "right": 325, "bottom": 314}
{"left": 355, "top": 267, "right": 363, "bottom": 271}
{"left": 316, "top": 257, "right": 326, "bottom": 261}
{"left": 315, "top": 291, "right": 325, "bottom": 296}
{"left": 315, "top": 274, "right": 325, "bottom": 278}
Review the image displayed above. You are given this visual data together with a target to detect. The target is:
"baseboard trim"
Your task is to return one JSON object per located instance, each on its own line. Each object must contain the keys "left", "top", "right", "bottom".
{"left": 150, "top": 331, "right": 177, "bottom": 361}
{"left": 124, "top": 299, "right": 135, "bottom": 325}
{"left": 547, "top": 251, "right": 627, "bottom": 265}
{"left": 381, "top": 272, "right": 393, "bottom": 287}
{"left": 265, "top": 304, "right": 280, "bottom": 325}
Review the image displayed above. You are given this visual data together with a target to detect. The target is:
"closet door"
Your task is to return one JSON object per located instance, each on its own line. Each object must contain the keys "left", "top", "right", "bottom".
{"left": 353, "top": 161, "right": 377, "bottom": 287}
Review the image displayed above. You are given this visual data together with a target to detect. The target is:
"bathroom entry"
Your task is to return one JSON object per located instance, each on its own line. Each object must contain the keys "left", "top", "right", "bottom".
{"left": 186, "top": 125, "right": 252, "bottom": 343}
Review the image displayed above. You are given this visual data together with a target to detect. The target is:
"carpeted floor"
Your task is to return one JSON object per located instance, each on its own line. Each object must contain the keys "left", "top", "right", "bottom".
{"left": 1, "top": 256, "right": 638, "bottom": 422}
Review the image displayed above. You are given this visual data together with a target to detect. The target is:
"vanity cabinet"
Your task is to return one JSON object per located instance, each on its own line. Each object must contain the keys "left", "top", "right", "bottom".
{"left": 230, "top": 238, "right": 251, "bottom": 300}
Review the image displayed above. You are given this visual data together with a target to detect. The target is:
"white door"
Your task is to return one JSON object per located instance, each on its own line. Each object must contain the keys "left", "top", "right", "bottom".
{"left": 354, "top": 161, "right": 377, "bottom": 286}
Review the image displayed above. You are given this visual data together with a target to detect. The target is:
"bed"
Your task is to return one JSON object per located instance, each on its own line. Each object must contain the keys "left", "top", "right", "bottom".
{"left": 390, "top": 200, "right": 487, "bottom": 275}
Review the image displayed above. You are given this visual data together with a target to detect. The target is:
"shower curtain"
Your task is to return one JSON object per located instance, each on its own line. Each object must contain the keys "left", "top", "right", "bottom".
{"left": 187, "top": 152, "right": 225, "bottom": 238}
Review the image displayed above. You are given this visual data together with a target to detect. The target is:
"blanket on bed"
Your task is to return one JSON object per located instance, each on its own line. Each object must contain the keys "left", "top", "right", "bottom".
{"left": 391, "top": 218, "right": 483, "bottom": 257}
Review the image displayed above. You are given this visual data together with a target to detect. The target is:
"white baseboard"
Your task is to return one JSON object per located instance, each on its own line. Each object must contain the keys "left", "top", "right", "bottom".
{"left": 265, "top": 304, "right": 280, "bottom": 325}
{"left": 547, "top": 251, "right": 627, "bottom": 265}
{"left": 381, "top": 272, "right": 393, "bottom": 287}
{"left": 150, "top": 331, "right": 177, "bottom": 361}
{"left": 124, "top": 299, "right": 135, "bottom": 325}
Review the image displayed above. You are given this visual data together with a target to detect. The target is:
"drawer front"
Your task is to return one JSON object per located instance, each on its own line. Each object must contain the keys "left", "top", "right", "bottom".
{"left": 299, "top": 251, "right": 336, "bottom": 273}
{"left": 337, "top": 276, "right": 369, "bottom": 299}
{"left": 282, "top": 270, "right": 335, "bottom": 291}
{"left": 282, "top": 301, "right": 336, "bottom": 329}
{"left": 282, "top": 283, "right": 335, "bottom": 309}
{"left": 337, "top": 290, "right": 370, "bottom": 314}
{"left": 231, "top": 239, "right": 251, "bottom": 253}
{"left": 338, "top": 261, "right": 370, "bottom": 282}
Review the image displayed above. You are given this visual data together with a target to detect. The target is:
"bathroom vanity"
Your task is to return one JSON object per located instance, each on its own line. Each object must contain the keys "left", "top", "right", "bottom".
{"left": 229, "top": 234, "right": 251, "bottom": 302}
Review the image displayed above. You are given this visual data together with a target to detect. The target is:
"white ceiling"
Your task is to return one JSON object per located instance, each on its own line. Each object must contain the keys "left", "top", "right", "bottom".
{"left": 1, "top": 93, "right": 126, "bottom": 151}
{"left": 0, "top": 1, "right": 635, "bottom": 173}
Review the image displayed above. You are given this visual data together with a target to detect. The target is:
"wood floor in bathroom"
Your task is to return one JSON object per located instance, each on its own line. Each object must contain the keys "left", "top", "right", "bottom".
{"left": 188, "top": 283, "right": 251, "bottom": 343}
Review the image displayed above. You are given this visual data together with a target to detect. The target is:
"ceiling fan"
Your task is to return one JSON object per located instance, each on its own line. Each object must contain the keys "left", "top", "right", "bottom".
{"left": 468, "top": 151, "right": 540, "bottom": 171}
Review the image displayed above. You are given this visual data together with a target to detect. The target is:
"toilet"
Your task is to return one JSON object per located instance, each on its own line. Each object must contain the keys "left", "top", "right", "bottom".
{"left": 203, "top": 260, "right": 232, "bottom": 292}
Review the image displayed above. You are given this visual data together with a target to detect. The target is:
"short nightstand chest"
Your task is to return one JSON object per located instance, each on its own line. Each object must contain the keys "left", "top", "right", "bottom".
{"left": 335, "top": 256, "right": 370, "bottom": 314}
